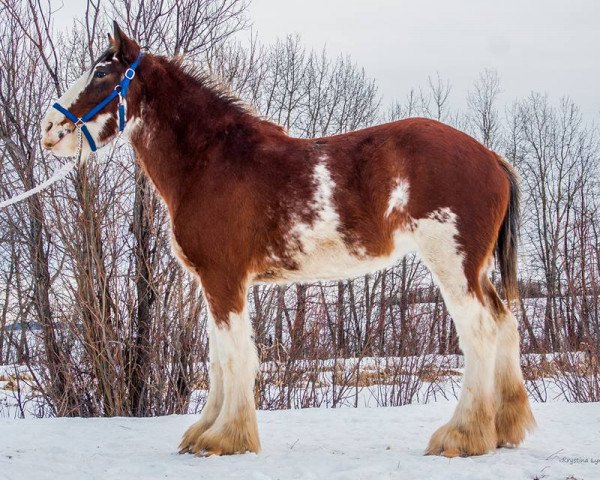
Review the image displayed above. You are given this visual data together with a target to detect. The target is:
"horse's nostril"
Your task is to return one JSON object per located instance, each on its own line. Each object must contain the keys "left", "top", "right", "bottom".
{"left": 58, "top": 131, "right": 65, "bottom": 140}
{"left": 45, "top": 122, "right": 53, "bottom": 133}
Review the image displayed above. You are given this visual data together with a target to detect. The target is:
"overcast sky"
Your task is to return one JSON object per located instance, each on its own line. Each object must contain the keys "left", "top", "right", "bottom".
{"left": 56, "top": 0, "right": 600, "bottom": 120}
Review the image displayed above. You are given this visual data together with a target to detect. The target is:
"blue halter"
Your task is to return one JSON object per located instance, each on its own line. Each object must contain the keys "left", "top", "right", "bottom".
{"left": 52, "top": 52, "right": 143, "bottom": 152}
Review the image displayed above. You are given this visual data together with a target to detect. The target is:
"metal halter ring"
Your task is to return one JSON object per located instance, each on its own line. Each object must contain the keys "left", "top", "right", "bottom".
{"left": 114, "top": 85, "right": 124, "bottom": 102}
{"left": 124, "top": 68, "right": 136, "bottom": 80}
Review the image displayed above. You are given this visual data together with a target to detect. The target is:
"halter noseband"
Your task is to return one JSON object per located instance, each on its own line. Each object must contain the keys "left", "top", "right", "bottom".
{"left": 52, "top": 52, "right": 143, "bottom": 153}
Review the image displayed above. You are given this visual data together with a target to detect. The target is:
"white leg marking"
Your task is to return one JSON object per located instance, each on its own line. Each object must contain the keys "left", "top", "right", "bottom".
{"left": 198, "top": 313, "right": 224, "bottom": 428}
{"left": 187, "top": 305, "right": 261, "bottom": 454}
{"left": 494, "top": 306, "right": 535, "bottom": 446}
{"left": 414, "top": 208, "right": 468, "bottom": 299}
{"left": 415, "top": 208, "right": 497, "bottom": 408}
{"left": 180, "top": 304, "right": 260, "bottom": 454}
{"left": 447, "top": 296, "right": 498, "bottom": 418}
{"left": 212, "top": 308, "right": 259, "bottom": 423}
{"left": 416, "top": 208, "right": 497, "bottom": 454}
{"left": 495, "top": 311, "right": 522, "bottom": 402}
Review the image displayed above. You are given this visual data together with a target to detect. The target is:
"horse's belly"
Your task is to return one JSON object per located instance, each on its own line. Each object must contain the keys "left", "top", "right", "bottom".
{"left": 257, "top": 229, "right": 416, "bottom": 284}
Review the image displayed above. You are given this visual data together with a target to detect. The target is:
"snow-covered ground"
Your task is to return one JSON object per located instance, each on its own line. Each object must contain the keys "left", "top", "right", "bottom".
{"left": 0, "top": 400, "right": 598, "bottom": 480}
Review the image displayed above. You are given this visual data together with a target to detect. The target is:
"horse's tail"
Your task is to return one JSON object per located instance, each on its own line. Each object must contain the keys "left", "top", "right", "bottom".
{"left": 496, "top": 156, "right": 521, "bottom": 303}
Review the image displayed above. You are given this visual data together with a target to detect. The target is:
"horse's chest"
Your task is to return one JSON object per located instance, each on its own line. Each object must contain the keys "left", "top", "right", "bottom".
{"left": 170, "top": 232, "right": 199, "bottom": 275}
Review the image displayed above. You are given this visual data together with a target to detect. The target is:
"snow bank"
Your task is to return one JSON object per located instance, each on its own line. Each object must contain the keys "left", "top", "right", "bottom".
{"left": 0, "top": 400, "right": 598, "bottom": 480}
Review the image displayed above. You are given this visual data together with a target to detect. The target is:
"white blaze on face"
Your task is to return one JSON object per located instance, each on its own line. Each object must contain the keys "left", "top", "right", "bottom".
{"left": 41, "top": 62, "right": 114, "bottom": 158}
{"left": 57, "top": 60, "right": 112, "bottom": 107}
{"left": 386, "top": 178, "right": 410, "bottom": 217}
{"left": 63, "top": 71, "right": 91, "bottom": 105}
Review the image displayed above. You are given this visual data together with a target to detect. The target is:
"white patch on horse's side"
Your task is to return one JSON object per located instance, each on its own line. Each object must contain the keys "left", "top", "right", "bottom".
{"left": 297, "top": 160, "right": 340, "bottom": 247}
{"left": 277, "top": 157, "right": 417, "bottom": 282}
{"left": 284, "top": 157, "right": 349, "bottom": 280}
{"left": 385, "top": 178, "right": 410, "bottom": 217}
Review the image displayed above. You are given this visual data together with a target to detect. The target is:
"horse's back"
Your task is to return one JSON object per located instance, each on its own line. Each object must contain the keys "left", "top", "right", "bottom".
{"left": 304, "top": 116, "right": 510, "bottom": 244}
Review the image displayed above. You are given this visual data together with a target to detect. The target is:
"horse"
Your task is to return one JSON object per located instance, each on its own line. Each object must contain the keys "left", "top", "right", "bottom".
{"left": 41, "top": 22, "right": 535, "bottom": 458}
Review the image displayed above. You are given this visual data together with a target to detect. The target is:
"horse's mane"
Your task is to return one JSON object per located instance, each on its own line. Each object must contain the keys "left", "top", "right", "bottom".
{"left": 92, "top": 45, "right": 286, "bottom": 134}
{"left": 169, "top": 56, "right": 287, "bottom": 134}
{"left": 177, "top": 59, "right": 253, "bottom": 116}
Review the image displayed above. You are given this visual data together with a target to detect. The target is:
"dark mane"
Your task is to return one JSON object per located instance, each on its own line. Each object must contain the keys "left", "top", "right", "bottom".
{"left": 166, "top": 56, "right": 286, "bottom": 134}
{"left": 181, "top": 62, "right": 249, "bottom": 113}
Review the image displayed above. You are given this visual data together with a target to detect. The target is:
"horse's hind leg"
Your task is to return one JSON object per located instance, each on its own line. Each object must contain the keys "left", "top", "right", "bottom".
{"left": 482, "top": 278, "right": 535, "bottom": 447}
{"left": 415, "top": 213, "right": 498, "bottom": 456}
{"left": 179, "top": 314, "right": 224, "bottom": 453}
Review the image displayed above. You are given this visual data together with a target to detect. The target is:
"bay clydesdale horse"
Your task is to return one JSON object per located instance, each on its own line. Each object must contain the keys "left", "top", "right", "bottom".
{"left": 41, "top": 23, "right": 535, "bottom": 458}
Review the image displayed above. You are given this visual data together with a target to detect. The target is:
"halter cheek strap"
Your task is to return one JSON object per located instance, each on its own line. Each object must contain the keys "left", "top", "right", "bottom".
{"left": 52, "top": 52, "right": 143, "bottom": 153}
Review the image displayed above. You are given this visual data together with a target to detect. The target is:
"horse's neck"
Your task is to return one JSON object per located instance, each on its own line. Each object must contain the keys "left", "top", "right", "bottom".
{"left": 128, "top": 58, "right": 249, "bottom": 211}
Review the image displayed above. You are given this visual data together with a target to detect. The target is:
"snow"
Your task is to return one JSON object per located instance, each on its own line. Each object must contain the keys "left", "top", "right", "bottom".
{"left": 0, "top": 401, "right": 598, "bottom": 480}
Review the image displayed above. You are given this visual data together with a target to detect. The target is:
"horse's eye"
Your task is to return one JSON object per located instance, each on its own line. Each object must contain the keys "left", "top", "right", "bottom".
{"left": 94, "top": 70, "right": 107, "bottom": 79}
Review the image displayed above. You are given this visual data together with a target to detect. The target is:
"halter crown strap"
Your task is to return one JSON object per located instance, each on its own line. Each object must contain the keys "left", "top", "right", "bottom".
{"left": 120, "top": 52, "right": 143, "bottom": 97}
{"left": 52, "top": 51, "right": 143, "bottom": 152}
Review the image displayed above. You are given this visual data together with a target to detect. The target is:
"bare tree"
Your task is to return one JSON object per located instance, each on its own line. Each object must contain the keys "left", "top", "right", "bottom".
{"left": 2, "top": 0, "right": 600, "bottom": 418}
{"left": 466, "top": 68, "right": 502, "bottom": 149}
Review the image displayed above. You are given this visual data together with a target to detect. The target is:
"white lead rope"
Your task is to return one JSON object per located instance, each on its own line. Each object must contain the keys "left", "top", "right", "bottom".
{"left": 0, "top": 159, "right": 77, "bottom": 209}
{"left": 0, "top": 128, "right": 84, "bottom": 210}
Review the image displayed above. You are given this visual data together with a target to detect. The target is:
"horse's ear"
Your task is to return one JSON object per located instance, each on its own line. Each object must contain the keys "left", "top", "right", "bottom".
{"left": 112, "top": 21, "right": 139, "bottom": 63}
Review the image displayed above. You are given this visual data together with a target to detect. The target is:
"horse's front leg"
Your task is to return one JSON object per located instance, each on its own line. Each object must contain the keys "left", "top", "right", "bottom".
{"left": 180, "top": 278, "right": 260, "bottom": 455}
{"left": 179, "top": 316, "right": 224, "bottom": 453}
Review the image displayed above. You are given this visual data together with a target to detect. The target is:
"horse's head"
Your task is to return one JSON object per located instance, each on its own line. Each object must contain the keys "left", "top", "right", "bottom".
{"left": 41, "top": 22, "right": 141, "bottom": 157}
